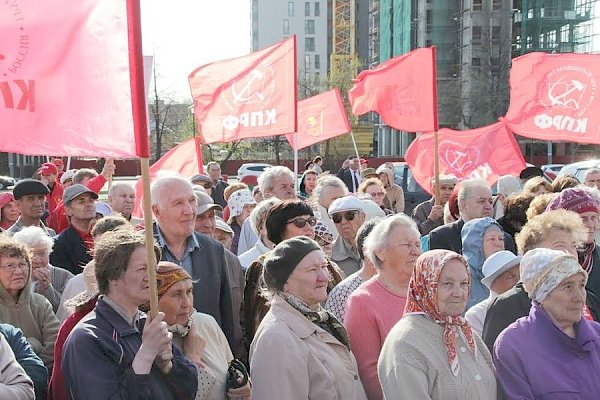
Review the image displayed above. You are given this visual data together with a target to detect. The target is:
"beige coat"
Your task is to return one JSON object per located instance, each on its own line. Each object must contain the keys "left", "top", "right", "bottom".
{"left": 250, "top": 295, "right": 367, "bottom": 400}
{"left": 376, "top": 165, "right": 405, "bottom": 213}
{"left": 0, "top": 261, "right": 60, "bottom": 369}
{"left": 0, "top": 334, "right": 35, "bottom": 400}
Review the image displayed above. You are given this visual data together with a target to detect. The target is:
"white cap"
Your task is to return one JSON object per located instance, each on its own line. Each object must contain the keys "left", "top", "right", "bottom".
{"left": 481, "top": 250, "right": 522, "bottom": 288}
{"left": 328, "top": 195, "right": 365, "bottom": 216}
{"left": 215, "top": 218, "right": 234, "bottom": 234}
{"left": 60, "top": 169, "right": 77, "bottom": 184}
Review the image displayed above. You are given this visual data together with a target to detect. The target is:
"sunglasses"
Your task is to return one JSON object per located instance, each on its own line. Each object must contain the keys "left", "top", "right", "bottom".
{"left": 201, "top": 182, "right": 212, "bottom": 189}
{"left": 287, "top": 216, "right": 317, "bottom": 228}
{"left": 332, "top": 210, "right": 359, "bottom": 224}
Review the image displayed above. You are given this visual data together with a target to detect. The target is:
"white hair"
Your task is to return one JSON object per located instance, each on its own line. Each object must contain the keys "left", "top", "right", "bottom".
{"left": 250, "top": 198, "right": 281, "bottom": 234}
{"left": 12, "top": 226, "right": 54, "bottom": 254}
{"left": 458, "top": 178, "right": 490, "bottom": 207}
{"left": 364, "top": 214, "right": 419, "bottom": 270}
{"left": 108, "top": 181, "right": 135, "bottom": 198}
{"left": 150, "top": 175, "right": 193, "bottom": 206}
{"left": 310, "top": 175, "right": 348, "bottom": 206}
{"left": 585, "top": 168, "right": 600, "bottom": 180}
{"left": 258, "top": 166, "right": 294, "bottom": 194}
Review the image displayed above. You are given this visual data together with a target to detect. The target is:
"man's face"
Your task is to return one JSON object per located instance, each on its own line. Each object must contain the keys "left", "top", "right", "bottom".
{"left": 109, "top": 185, "right": 136, "bottom": 217}
{"left": 580, "top": 211, "right": 599, "bottom": 244}
{"left": 208, "top": 165, "right": 221, "bottom": 181}
{"left": 66, "top": 193, "right": 97, "bottom": 222}
{"left": 439, "top": 184, "right": 455, "bottom": 204}
{"left": 152, "top": 180, "right": 196, "bottom": 239}
{"left": 16, "top": 194, "right": 46, "bottom": 220}
{"left": 266, "top": 175, "right": 296, "bottom": 200}
{"left": 349, "top": 158, "right": 359, "bottom": 171}
{"left": 332, "top": 210, "right": 365, "bottom": 244}
{"left": 44, "top": 174, "right": 57, "bottom": 185}
{"left": 195, "top": 209, "right": 216, "bottom": 236}
{"left": 460, "top": 186, "right": 493, "bottom": 221}
{"left": 585, "top": 172, "right": 600, "bottom": 188}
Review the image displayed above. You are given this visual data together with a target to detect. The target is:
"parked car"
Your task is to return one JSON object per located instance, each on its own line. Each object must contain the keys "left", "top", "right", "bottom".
{"left": 390, "top": 162, "right": 431, "bottom": 215}
{"left": 541, "top": 164, "right": 565, "bottom": 180}
{"left": 0, "top": 176, "right": 15, "bottom": 190}
{"left": 237, "top": 163, "right": 273, "bottom": 187}
{"left": 557, "top": 159, "right": 600, "bottom": 183}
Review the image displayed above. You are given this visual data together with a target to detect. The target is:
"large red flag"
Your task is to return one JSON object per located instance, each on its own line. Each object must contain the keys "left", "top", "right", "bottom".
{"left": 348, "top": 47, "right": 437, "bottom": 132}
{"left": 405, "top": 122, "right": 526, "bottom": 194}
{"left": 286, "top": 89, "right": 350, "bottom": 150}
{"left": 189, "top": 36, "right": 297, "bottom": 144}
{"left": 504, "top": 52, "right": 600, "bottom": 144}
{"left": 0, "top": 1, "right": 145, "bottom": 157}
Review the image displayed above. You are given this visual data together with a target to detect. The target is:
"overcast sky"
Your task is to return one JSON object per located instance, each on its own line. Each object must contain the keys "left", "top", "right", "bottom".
{"left": 141, "top": 0, "right": 251, "bottom": 101}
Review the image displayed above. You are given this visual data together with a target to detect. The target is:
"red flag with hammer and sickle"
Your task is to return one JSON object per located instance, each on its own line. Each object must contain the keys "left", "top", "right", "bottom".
{"left": 504, "top": 52, "right": 600, "bottom": 144}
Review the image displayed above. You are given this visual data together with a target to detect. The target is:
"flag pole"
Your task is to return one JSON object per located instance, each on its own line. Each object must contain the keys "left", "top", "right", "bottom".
{"left": 431, "top": 46, "right": 441, "bottom": 206}
{"left": 292, "top": 34, "right": 299, "bottom": 193}
{"left": 127, "top": 0, "right": 159, "bottom": 318}
{"left": 350, "top": 131, "right": 362, "bottom": 173}
{"left": 294, "top": 135, "right": 299, "bottom": 193}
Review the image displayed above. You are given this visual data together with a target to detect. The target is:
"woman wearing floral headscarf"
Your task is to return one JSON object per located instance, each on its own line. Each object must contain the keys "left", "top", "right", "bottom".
{"left": 378, "top": 250, "right": 496, "bottom": 400}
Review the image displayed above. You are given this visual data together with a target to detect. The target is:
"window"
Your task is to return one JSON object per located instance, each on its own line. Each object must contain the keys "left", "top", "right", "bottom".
{"left": 314, "top": 2, "right": 320, "bottom": 16}
{"left": 472, "top": 57, "right": 481, "bottom": 66}
{"left": 305, "top": 19, "right": 315, "bottom": 34}
{"left": 305, "top": 54, "right": 311, "bottom": 70}
{"left": 283, "top": 19, "right": 290, "bottom": 34}
{"left": 472, "top": 26, "right": 482, "bottom": 44}
{"left": 305, "top": 37, "right": 315, "bottom": 51}
{"left": 473, "top": 0, "right": 482, "bottom": 11}
{"left": 305, "top": 2, "right": 310, "bottom": 16}
{"left": 288, "top": 1, "right": 294, "bottom": 16}
{"left": 314, "top": 54, "right": 321, "bottom": 69}
{"left": 492, "top": 0, "right": 502, "bottom": 11}
{"left": 561, "top": 24, "right": 570, "bottom": 42}
{"left": 492, "top": 26, "right": 501, "bottom": 44}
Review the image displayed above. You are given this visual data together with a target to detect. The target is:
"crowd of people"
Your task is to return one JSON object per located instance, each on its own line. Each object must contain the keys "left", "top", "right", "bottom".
{"left": 1, "top": 155, "right": 600, "bottom": 399}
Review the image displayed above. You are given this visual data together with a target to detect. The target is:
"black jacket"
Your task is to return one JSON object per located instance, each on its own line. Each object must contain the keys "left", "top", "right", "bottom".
{"left": 50, "top": 226, "right": 92, "bottom": 275}
{"left": 337, "top": 168, "right": 359, "bottom": 193}
{"left": 428, "top": 219, "right": 517, "bottom": 255}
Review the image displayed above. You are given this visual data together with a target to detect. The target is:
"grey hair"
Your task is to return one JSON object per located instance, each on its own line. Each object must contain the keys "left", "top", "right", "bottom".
{"left": 73, "top": 168, "right": 98, "bottom": 184}
{"left": 364, "top": 214, "right": 419, "bottom": 270}
{"left": 108, "top": 181, "right": 135, "bottom": 198}
{"left": 250, "top": 198, "right": 282, "bottom": 234}
{"left": 309, "top": 175, "right": 348, "bottom": 207}
{"left": 458, "top": 178, "right": 490, "bottom": 207}
{"left": 585, "top": 168, "right": 600, "bottom": 180}
{"left": 12, "top": 226, "right": 55, "bottom": 254}
{"left": 150, "top": 174, "right": 193, "bottom": 206}
{"left": 258, "top": 166, "right": 294, "bottom": 194}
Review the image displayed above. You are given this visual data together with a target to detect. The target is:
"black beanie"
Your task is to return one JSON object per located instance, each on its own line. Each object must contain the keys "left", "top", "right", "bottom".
{"left": 263, "top": 236, "right": 322, "bottom": 291}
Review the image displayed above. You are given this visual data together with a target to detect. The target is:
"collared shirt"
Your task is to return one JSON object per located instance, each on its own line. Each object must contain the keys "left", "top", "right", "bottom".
{"left": 71, "top": 225, "right": 94, "bottom": 252}
{"left": 155, "top": 226, "right": 200, "bottom": 275}
{"left": 102, "top": 295, "right": 141, "bottom": 329}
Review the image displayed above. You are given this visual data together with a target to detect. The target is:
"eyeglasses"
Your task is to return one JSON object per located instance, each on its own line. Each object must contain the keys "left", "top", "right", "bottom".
{"left": 287, "top": 216, "right": 317, "bottom": 228}
{"left": 332, "top": 210, "right": 359, "bottom": 224}
{"left": 0, "top": 262, "right": 28, "bottom": 273}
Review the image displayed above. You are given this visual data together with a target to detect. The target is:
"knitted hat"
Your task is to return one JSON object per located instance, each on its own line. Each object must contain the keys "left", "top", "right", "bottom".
{"left": 228, "top": 189, "right": 256, "bottom": 218}
{"left": 156, "top": 262, "right": 193, "bottom": 298}
{"left": 545, "top": 187, "right": 599, "bottom": 215}
{"left": 263, "top": 236, "right": 321, "bottom": 291}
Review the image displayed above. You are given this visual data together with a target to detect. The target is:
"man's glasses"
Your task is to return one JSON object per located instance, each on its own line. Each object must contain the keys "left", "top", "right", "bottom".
{"left": 287, "top": 216, "right": 317, "bottom": 228}
{"left": 332, "top": 210, "right": 359, "bottom": 224}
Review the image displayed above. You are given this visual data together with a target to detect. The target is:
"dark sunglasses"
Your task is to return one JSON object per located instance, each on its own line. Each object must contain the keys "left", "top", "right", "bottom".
{"left": 287, "top": 216, "right": 317, "bottom": 228}
{"left": 332, "top": 210, "right": 359, "bottom": 224}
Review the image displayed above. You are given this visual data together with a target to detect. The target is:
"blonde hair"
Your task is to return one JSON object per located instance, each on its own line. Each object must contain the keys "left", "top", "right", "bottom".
{"left": 526, "top": 192, "right": 558, "bottom": 221}
{"left": 515, "top": 209, "right": 587, "bottom": 254}
{"left": 523, "top": 176, "right": 552, "bottom": 194}
{"left": 357, "top": 177, "right": 386, "bottom": 196}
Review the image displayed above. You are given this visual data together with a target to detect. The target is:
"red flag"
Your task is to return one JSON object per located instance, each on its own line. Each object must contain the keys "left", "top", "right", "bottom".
{"left": 405, "top": 122, "right": 526, "bottom": 194}
{"left": 348, "top": 47, "right": 437, "bottom": 132}
{"left": 132, "top": 138, "right": 200, "bottom": 218}
{"left": 286, "top": 89, "right": 350, "bottom": 150}
{"left": 504, "top": 52, "right": 600, "bottom": 144}
{"left": 0, "top": 1, "right": 146, "bottom": 157}
{"left": 189, "top": 36, "right": 297, "bottom": 144}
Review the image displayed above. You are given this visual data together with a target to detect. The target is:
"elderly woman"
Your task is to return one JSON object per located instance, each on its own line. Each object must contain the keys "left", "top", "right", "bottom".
{"left": 357, "top": 178, "right": 391, "bottom": 214}
{"left": 308, "top": 174, "right": 349, "bottom": 240}
{"left": 0, "top": 238, "right": 59, "bottom": 369}
{"left": 375, "top": 164, "right": 404, "bottom": 213}
{"left": 237, "top": 198, "right": 280, "bottom": 270}
{"left": 155, "top": 262, "right": 251, "bottom": 400}
{"left": 227, "top": 189, "right": 256, "bottom": 255}
{"left": 378, "top": 250, "right": 497, "bottom": 399}
{"left": 345, "top": 214, "right": 422, "bottom": 400}
{"left": 243, "top": 199, "right": 344, "bottom": 346}
{"left": 298, "top": 169, "right": 318, "bottom": 200}
{"left": 250, "top": 236, "right": 367, "bottom": 399}
{"left": 494, "top": 248, "right": 600, "bottom": 398}
{"left": 12, "top": 226, "right": 74, "bottom": 312}
{"left": 461, "top": 217, "right": 506, "bottom": 310}
{"left": 0, "top": 192, "right": 20, "bottom": 231}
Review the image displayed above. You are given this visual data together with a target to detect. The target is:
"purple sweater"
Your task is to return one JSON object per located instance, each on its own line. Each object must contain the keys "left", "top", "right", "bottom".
{"left": 494, "top": 303, "right": 600, "bottom": 399}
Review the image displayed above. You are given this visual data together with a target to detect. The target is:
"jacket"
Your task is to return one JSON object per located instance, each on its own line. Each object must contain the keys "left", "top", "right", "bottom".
{"left": 0, "top": 260, "right": 60, "bottom": 369}
{"left": 223, "top": 247, "right": 246, "bottom": 361}
{"left": 7, "top": 217, "right": 56, "bottom": 237}
{"left": 331, "top": 236, "right": 361, "bottom": 277}
{"left": 337, "top": 168, "right": 361, "bottom": 193}
{"left": 249, "top": 295, "right": 367, "bottom": 400}
{"left": 49, "top": 226, "right": 92, "bottom": 275}
{"left": 0, "top": 323, "right": 47, "bottom": 399}
{"left": 412, "top": 198, "right": 443, "bottom": 235}
{"left": 428, "top": 219, "right": 517, "bottom": 255}
{"left": 62, "top": 298, "right": 198, "bottom": 400}
{"left": 375, "top": 165, "right": 404, "bottom": 213}
{"left": 0, "top": 334, "right": 34, "bottom": 400}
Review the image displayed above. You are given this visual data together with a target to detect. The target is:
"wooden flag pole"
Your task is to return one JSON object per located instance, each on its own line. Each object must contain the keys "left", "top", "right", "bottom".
{"left": 431, "top": 46, "right": 441, "bottom": 206}
{"left": 350, "top": 131, "right": 362, "bottom": 173}
{"left": 140, "top": 157, "right": 159, "bottom": 317}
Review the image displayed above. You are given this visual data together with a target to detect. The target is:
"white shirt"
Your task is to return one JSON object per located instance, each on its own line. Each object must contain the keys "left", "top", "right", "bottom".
{"left": 238, "top": 239, "right": 271, "bottom": 271}
{"left": 465, "top": 292, "right": 498, "bottom": 336}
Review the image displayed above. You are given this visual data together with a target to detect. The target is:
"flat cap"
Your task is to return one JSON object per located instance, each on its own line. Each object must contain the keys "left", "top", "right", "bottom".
{"left": 12, "top": 179, "right": 50, "bottom": 200}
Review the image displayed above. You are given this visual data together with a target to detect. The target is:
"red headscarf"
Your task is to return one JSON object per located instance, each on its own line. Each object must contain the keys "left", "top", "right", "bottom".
{"left": 404, "top": 249, "right": 477, "bottom": 377}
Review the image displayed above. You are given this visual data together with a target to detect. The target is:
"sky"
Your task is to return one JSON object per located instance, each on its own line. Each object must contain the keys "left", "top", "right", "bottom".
{"left": 141, "top": 0, "right": 251, "bottom": 101}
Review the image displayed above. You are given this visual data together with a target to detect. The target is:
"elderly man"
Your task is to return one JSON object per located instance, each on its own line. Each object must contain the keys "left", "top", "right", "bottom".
{"left": 192, "top": 190, "right": 246, "bottom": 360}
{"left": 8, "top": 179, "right": 56, "bottom": 237}
{"left": 584, "top": 168, "right": 600, "bottom": 188}
{"left": 427, "top": 178, "right": 516, "bottom": 254}
{"left": 107, "top": 182, "right": 142, "bottom": 225}
{"left": 207, "top": 161, "right": 229, "bottom": 208}
{"left": 151, "top": 176, "right": 235, "bottom": 347}
{"left": 328, "top": 195, "right": 366, "bottom": 276}
{"left": 411, "top": 175, "right": 456, "bottom": 235}
{"left": 237, "top": 166, "right": 296, "bottom": 254}
{"left": 62, "top": 229, "right": 197, "bottom": 399}
{"left": 50, "top": 185, "right": 98, "bottom": 275}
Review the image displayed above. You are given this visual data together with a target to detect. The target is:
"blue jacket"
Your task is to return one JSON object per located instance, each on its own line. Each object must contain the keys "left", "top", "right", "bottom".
{"left": 0, "top": 323, "right": 48, "bottom": 399}
{"left": 62, "top": 298, "right": 197, "bottom": 400}
{"left": 462, "top": 217, "right": 502, "bottom": 310}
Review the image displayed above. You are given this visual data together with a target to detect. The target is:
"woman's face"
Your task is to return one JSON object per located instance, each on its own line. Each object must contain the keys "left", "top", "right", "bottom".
{"left": 238, "top": 203, "right": 256, "bottom": 225}
{"left": 321, "top": 187, "right": 346, "bottom": 211}
{"left": 537, "top": 229, "right": 578, "bottom": 256}
{"left": 482, "top": 226, "right": 505, "bottom": 259}
{"left": 542, "top": 272, "right": 586, "bottom": 330}
{"left": 158, "top": 279, "right": 194, "bottom": 326}
{"left": 365, "top": 183, "right": 385, "bottom": 207}
{"left": 304, "top": 173, "right": 317, "bottom": 193}
{"left": 31, "top": 243, "right": 50, "bottom": 271}
{"left": 1, "top": 201, "right": 20, "bottom": 224}
{"left": 378, "top": 172, "right": 389, "bottom": 187}
{"left": 283, "top": 214, "right": 316, "bottom": 241}
{"left": 0, "top": 255, "right": 29, "bottom": 293}
{"left": 378, "top": 225, "right": 422, "bottom": 274}
{"left": 284, "top": 250, "right": 329, "bottom": 308}
{"left": 436, "top": 259, "right": 469, "bottom": 317}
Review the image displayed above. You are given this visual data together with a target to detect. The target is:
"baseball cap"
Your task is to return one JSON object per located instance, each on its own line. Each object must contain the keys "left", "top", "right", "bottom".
{"left": 194, "top": 190, "right": 223, "bottom": 215}
{"left": 40, "top": 162, "right": 58, "bottom": 176}
{"left": 63, "top": 184, "right": 98, "bottom": 205}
